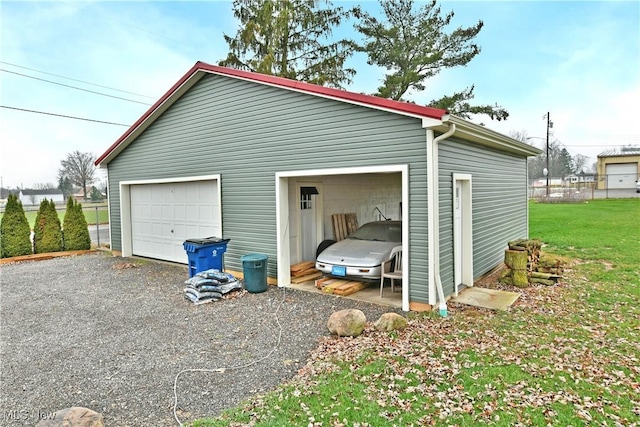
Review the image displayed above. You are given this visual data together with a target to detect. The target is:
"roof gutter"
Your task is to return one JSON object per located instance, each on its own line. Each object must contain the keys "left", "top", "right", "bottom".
{"left": 426, "top": 121, "right": 456, "bottom": 317}
{"left": 445, "top": 115, "right": 542, "bottom": 157}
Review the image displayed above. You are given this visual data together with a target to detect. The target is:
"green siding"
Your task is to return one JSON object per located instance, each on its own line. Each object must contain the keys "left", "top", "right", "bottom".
{"left": 106, "top": 73, "right": 532, "bottom": 304}
{"left": 438, "top": 138, "right": 529, "bottom": 297}
{"left": 107, "top": 74, "right": 431, "bottom": 292}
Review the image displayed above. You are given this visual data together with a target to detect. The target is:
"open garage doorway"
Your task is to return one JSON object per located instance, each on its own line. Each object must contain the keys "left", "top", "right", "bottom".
{"left": 276, "top": 165, "right": 409, "bottom": 311}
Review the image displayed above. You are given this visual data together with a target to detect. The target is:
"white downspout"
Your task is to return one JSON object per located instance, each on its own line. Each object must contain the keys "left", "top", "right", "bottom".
{"left": 427, "top": 123, "right": 456, "bottom": 317}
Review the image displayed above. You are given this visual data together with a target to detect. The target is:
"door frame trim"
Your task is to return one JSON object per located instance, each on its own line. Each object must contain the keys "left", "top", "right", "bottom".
{"left": 276, "top": 165, "right": 410, "bottom": 312}
{"left": 452, "top": 173, "right": 473, "bottom": 295}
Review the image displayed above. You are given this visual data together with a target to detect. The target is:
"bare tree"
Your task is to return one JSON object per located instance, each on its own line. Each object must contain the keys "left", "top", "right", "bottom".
{"left": 34, "top": 182, "right": 57, "bottom": 190}
{"left": 509, "top": 129, "right": 529, "bottom": 143}
{"left": 572, "top": 154, "right": 589, "bottom": 174}
{"left": 58, "top": 151, "right": 96, "bottom": 201}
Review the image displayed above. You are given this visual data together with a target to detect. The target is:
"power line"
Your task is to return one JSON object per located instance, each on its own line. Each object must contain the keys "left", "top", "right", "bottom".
{"left": 563, "top": 144, "right": 637, "bottom": 147}
{"left": 1, "top": 105, "right": 130, "bottom": 126}
{"left": 0, "top": 61, "right": 155, "bottom": 99}
{"left": 1, "top": 69, "right": 153, "bottom": 106}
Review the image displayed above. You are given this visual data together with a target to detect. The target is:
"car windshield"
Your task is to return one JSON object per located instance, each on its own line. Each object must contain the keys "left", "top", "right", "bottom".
{"left": 347, "top": 221, "right": 402, "bottom": 242}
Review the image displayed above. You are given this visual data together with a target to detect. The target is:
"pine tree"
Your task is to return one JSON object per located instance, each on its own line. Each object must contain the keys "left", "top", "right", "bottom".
{"left": 220, "top": 0, "right": 357, "bottom": 88}
{"left": 34, "top": 199, "right": 64, "bottom": 254}
{"left": 62, "top": 198, "right": 91, "bottom": 250}
{"left": 33, "top": 199, "right": 48, "bottom": 254}
{"left": 355, "top": 0, "right": 508, "bottom": 120}
{"left": 0, "top": 194, "right": 33, "bottom": 258}
{"left": 47, "top": 199, "right": 64, "bottom": 252}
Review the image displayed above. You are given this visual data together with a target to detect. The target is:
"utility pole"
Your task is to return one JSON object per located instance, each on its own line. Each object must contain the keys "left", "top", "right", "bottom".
{"left": 545, "top": 112, "right": 553, "bottom": 198}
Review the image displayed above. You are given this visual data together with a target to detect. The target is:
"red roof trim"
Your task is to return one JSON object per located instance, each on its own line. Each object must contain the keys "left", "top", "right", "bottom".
{"left": 96, "top": 61, "right": 446, "bottom": 165}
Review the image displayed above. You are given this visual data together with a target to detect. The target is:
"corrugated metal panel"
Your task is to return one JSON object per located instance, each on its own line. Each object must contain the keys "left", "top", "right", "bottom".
{"left": 106, "top": 74, "right": 431, "bottom": 290}
{"left": 438, "top": 137, "right": 529, "bottom": 297}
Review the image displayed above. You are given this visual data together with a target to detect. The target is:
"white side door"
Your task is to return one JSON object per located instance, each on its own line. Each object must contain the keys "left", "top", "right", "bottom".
{"left": 454, "top": 181, "right": 463, "bottom": 289}
{"left": 452, "top": 174, "right": 473, "bottom": 295}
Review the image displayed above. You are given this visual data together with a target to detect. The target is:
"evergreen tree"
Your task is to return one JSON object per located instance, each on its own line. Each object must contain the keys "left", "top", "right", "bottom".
{"left": 355, "top": 0, "right": 507, "bottom": 120}
{"left": 89, "top": 187, "right": 103, "bottom": 201}
{"left": 62, "top": 198, "right": 91, "bottom": 250}
{"left": 558, "top": 148, "right": 574, "bottom": 178}
{"left": 33, "top": 199, "right": 48, "bottom": 254}
{"left": 34, "top": 199, "right": 63, "bottom": 254}
{"left": 57, "top": 174, "right": 74, "bottom": 201}
{"left": 0, "top": 194, "right": 32, "bottom": 258}
{"left": 47, "top": 199, "right": 64, "bottom": 252}
{"left": 220, "top": 0, "right": 357, "bottom": 88}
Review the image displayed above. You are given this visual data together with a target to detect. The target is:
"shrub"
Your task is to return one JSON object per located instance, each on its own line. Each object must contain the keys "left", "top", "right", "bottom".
{"left": 0, "top": 194, "right": 33, "bottom": 258}
{"left": 33, "top": 199, "right": 47, "bottom": 254}
{"left": 62, "top": 198, "right": 91, "bottom": 250}
{"left": 34, "top": 199, "right": 63, "bottom": 254}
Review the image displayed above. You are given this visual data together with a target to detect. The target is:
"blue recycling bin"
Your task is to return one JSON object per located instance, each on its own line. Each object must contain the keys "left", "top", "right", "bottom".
{"left": 241, "top": 253, "right": 268, "bottom": 293}
{"left": 183, "top": 237, "right": 230, "bottom": 277}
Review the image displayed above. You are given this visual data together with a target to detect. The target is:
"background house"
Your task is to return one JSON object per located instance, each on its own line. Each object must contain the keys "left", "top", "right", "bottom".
{"left": 96, "top": 62, "right": 540, "bottom": 312}
{"left": 18, "top": 189, "right": 64, "bottom": 206}
{"left": 0, "top": 188, "right": 14, "bottom": 206}
{"left": 73, "top": 186, "right": 107, "bottom": 201}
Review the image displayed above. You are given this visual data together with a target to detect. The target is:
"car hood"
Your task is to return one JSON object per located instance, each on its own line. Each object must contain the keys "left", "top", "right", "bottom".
{"left": 316, "top": 239, "right": 400, "bottom": 267}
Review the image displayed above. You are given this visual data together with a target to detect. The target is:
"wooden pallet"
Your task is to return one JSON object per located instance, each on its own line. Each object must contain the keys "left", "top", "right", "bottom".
{"left": 290, "top": 261, "right": 323, "bottom": 284}
{"left": 291, "top": 261, "right": 316, "bottom": 275}
{"left": 315, "top": 277, "right": 372, "bottom": 296}
{"left": 291, "top": 271, "right": 323, "bottom": 284}
{"left": 331, "top": 213, "right": 358, "bottom": 241}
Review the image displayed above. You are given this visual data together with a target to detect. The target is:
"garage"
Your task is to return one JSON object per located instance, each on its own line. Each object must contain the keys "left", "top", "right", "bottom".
{"left": 123, "top": 177, "right": 221, "bottom": 263}
{"left": 97, "top": 62, "right": 539, "bottom": 311}
{"left": 605, "top": 163, "right": 638, "bottom": 189}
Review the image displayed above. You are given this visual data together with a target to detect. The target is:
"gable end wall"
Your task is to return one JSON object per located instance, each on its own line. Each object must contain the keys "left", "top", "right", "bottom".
{"left": 106, "top": 74, "right": 433, "bottom": 300}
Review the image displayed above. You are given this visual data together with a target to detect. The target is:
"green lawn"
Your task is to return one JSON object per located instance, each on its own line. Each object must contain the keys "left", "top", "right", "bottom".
{"left": 1, "top": 204, "right": 108, "bottom": 227}
{"left": 192, "top": 198, "right": 640, "bottom": 427}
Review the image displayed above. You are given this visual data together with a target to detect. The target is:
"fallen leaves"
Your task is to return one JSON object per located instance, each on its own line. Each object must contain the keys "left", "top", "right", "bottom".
{"left": 112, "top": 262, "right": 138, "bottom": 269}
{"left": 210, "top": 259, "right": 639, "bottom": 426}
{"left": 281, "top": 262, "right": 640, "bottom": 425}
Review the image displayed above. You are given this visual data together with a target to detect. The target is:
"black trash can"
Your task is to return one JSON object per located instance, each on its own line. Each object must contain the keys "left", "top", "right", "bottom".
{"left": 241, "top": 253, "right": 268, "bottom": 293}
{"left": 183, "top": 237, "right": 230, "bottom": 277}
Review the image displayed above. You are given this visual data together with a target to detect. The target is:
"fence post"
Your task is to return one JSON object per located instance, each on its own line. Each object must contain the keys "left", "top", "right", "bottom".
{"left": 95, "top": 206, "right": 100, "bottom": 247}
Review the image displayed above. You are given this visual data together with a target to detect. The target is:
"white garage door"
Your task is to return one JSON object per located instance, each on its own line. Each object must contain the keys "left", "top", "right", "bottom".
{"left": 130, "top": 180, "right": 220, "bottom": 263}
{"left": 605, "top": 163, "right": 638, "bottom": 189}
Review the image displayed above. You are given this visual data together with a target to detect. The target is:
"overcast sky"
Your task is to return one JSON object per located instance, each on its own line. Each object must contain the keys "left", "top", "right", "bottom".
{"left": 1, "top": 0, "right": 638, "bottom": 189}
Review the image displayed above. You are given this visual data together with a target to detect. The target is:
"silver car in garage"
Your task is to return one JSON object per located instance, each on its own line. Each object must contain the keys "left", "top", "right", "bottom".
{"left": 315, "top": 221, "right": 402, "bottom": 280}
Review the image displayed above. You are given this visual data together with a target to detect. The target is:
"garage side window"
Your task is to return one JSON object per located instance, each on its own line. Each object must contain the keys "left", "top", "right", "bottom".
{"left": 300, "top": 186, "right": 318, "bottom": 210}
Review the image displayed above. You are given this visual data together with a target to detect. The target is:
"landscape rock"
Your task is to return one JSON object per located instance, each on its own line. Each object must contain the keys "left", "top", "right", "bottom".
{"left": 327, "top": 309, "right": 366, "bottom": 337}
{"left": 374, "top": 312, "right": 408, "bottom": 331}
{"left": 36, "top": 407, "right": 103, "bottom": 427}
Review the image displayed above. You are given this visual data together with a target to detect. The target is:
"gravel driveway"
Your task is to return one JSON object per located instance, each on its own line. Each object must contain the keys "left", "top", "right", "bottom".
{"left": 0, "top": 253, "right": 397, "bottom": 426}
